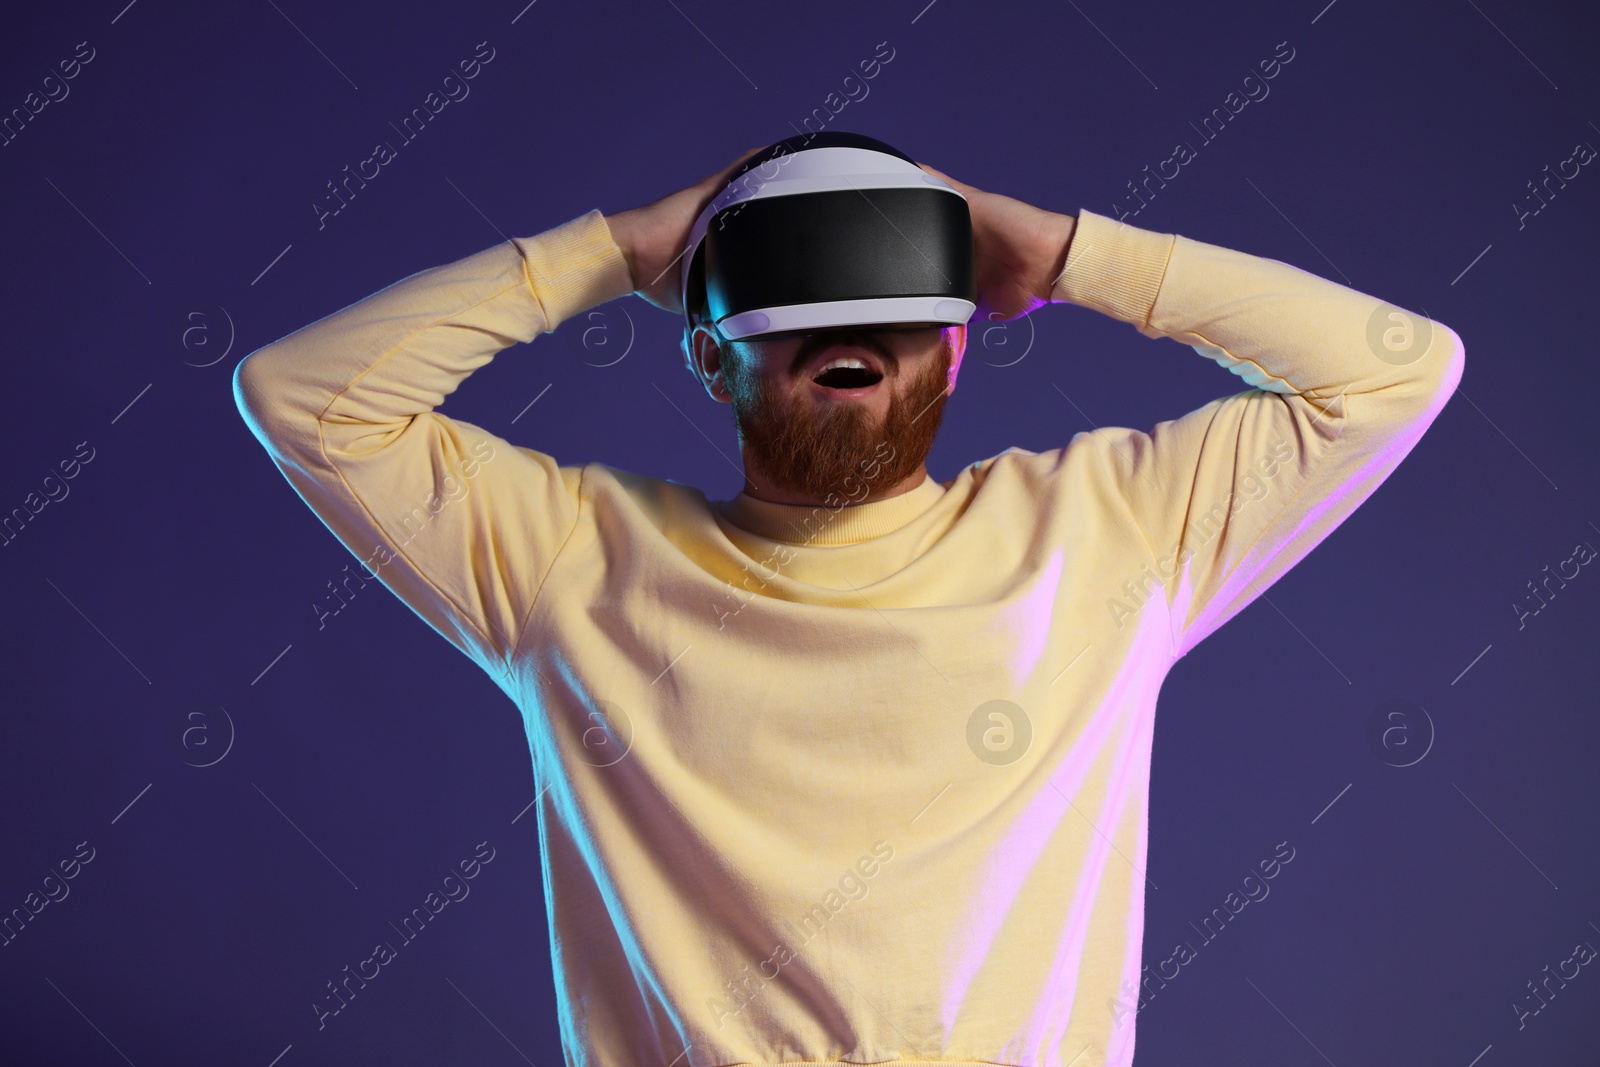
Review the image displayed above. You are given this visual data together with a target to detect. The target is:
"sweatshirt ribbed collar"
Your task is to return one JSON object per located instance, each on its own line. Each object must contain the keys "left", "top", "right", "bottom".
{"left": 718, "top": 474, "right": 945, "bottom": 546}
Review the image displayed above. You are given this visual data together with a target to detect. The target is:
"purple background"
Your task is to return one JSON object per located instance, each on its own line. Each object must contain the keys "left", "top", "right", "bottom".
{"left": 3, "top": 0, "right": 1598, "bottom": 1064}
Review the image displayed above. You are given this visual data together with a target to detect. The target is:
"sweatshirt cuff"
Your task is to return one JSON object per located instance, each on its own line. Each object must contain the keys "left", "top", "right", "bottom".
{"left": 1050, "top": 208, "right": 1176, "bottom": 331}
{"left": 513, "top": 208, "right": 636, "bottom": 334}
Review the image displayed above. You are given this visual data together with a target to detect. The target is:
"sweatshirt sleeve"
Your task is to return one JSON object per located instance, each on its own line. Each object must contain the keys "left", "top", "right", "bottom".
{"left": 1052, "top": 208, "right": 1465, "bottom": 661}
{"left": 232, "top": 208, "right": 635, "bottom": 679}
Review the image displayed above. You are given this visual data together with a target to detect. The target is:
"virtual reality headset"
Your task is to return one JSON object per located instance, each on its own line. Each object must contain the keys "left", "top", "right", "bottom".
{"left": 679, "top": 132, "right": 976, "bottom": 370}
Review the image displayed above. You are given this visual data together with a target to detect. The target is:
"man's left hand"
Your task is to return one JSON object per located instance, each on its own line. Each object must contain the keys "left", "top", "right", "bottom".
{"left": 916, "top": 163, "right": 1076, "bottom": 325}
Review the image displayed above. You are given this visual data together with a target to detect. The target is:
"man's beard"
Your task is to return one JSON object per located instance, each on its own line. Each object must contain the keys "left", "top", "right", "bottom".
{"left": 723, "top": 335, "right": 953, "bottom": 506}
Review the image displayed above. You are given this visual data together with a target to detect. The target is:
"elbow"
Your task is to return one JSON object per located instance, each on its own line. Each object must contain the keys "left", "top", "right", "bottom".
{"left": 1390, "top": 316, "right": 1463, "bottom": 404}
{"left": 232, "top": 346, "right": 266, "bottom": 426}
{"left": 1390, "top": 319, "right": 1463, "bottom": 433}
{"left": 232, "top": 344, "right": 290, "bottom": 448}
{"left": 1430, "top": 321, "right": 1466, "bottom": 402}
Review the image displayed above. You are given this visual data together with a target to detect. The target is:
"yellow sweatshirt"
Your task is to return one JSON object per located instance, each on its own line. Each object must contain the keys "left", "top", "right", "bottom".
{"left": 233, "top": 206, "right": 1463, "bottom": 1067}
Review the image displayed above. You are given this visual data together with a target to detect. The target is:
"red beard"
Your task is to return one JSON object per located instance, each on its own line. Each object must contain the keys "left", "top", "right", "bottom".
{"left": 724, "top": 336, "right": 953, "bottom": 506}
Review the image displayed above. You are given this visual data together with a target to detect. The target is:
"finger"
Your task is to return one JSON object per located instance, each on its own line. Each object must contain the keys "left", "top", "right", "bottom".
{"left": 713, "top": 144, "right": 766, "bottom": 183}
{"left": 921, "top": 164, "right": 968, "bottom": 192}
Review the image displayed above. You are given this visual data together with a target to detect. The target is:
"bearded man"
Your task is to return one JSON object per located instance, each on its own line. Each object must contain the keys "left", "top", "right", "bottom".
{"left": 235, "top": 131, "right": 1462, "bottom": 1067}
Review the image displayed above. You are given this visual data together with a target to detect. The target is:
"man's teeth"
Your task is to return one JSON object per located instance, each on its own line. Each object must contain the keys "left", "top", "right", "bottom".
{"left": 815, "top": 356, "right": 870, "bottom": 375}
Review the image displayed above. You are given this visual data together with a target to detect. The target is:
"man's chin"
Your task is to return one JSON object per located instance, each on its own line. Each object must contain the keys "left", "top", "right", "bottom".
{"left": 740, "top": 413, "right": 896, "bottom": 504}
{"left": 729, "top": 349, "right": 949, "bottom": 505}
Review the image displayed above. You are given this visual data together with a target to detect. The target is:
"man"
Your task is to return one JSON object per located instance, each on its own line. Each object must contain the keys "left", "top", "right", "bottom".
{"left": 234, "top": 135, "right": 1463, "bottom": 1067}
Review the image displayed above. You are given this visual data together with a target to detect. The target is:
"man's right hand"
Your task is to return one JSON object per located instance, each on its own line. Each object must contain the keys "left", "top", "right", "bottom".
{"left": 603, "top": 144, "right": 767, "bottom": 316}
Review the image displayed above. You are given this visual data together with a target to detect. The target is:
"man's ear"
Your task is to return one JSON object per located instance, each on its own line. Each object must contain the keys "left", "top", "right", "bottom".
{"left": 945, "top": 322, "right": 969, "bottom": 397}
{"left": 688, "top": 322, "right": 734, "bottom": 404}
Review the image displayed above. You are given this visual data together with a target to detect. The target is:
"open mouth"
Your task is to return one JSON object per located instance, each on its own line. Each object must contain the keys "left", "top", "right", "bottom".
{"left": 812, "top": 365, "right": 884, "bottom": 390}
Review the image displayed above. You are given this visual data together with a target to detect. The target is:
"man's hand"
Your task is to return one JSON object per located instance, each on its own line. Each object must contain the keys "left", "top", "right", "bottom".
{"left": 603, "top": 145, "right": 768, "bottom": 315}
{"left": 916, "top": 163, "right": 1077, "bottom": 325}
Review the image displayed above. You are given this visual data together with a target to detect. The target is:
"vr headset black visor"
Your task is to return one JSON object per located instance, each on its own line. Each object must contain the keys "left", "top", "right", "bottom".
{"left": 679, "top": 133, "right": 977, "bottom": 352}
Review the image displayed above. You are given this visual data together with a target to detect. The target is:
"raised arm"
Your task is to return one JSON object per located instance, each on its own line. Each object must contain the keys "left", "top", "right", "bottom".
{"left": 232, "top": 210, "right": 634, "bottom": 680}
{"left": 232, "top": 146, "right": 766, "bottom": 681}
{"left": 1052, "top": 208, "right": 1464, "bottom": 660}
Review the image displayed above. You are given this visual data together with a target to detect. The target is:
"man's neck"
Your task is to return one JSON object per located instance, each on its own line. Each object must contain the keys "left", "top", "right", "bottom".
{"left": 740, "top": 465, "right": 929, "bottom": 507}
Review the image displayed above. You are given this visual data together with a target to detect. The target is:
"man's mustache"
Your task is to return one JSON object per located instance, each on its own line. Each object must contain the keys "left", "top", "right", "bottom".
{"left": 793, "top": 328, "right": 896, "bottom": 375}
